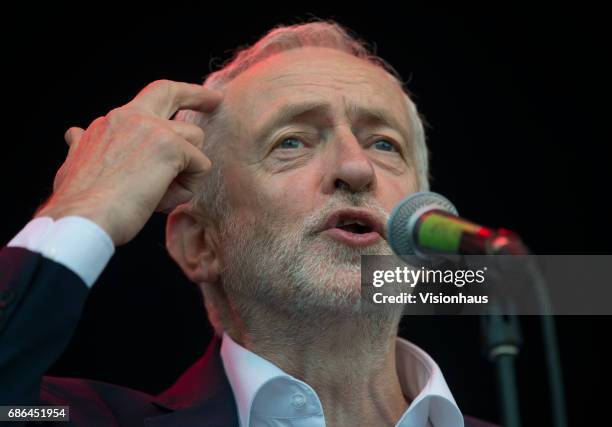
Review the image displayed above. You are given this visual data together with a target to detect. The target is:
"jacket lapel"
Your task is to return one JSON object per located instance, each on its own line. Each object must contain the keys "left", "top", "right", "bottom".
{"left": 145, "top": 335, "right": 239, "bottom": 427}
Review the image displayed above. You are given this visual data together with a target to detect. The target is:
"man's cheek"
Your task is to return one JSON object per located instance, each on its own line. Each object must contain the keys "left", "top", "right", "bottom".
{"left": 267, "top": 181, "right": 313, "bottom": 210}
{"left": 382, "top": 175, "right": 418, "bottom": 208}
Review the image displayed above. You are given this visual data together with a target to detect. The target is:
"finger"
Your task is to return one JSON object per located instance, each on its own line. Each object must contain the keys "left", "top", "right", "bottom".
{"left": 155, "top": 142, "right": 212, "bottom": 213}
{"left": 166, "top": 120, "right": 205, "bottom": 150}
{"left": 64, "top": 127, "right": 85, "bottom": 147}
{"left": 180, "top": 140, "right": 212, "bottom": 178}
{"left": 156, "top": 181, "right": 195, "bottom": 214}
{"left": 129, "top": 80, "right": 223, "bottom": 119}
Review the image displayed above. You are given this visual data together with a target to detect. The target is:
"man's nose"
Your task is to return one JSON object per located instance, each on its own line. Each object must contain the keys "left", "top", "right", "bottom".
{"left": 322, "top": 130, "right": 376, "bottom": 194}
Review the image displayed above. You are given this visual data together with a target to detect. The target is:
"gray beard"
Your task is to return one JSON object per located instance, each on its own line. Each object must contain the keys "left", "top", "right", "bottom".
{"left": 217, "top": 192, "right": 404, "bottom": 336}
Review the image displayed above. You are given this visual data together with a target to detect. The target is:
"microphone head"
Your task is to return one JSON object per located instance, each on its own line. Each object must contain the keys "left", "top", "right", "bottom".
{"left": 387, "top": 191, "right": 458, "bottom": 257}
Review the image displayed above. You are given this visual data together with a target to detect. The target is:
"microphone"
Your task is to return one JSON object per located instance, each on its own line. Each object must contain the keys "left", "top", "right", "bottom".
{"left": 387, "top": 193, "right": 568, "bottom": 427}
{"left": 387, "top": 192, "right": 527, "bottom": 262}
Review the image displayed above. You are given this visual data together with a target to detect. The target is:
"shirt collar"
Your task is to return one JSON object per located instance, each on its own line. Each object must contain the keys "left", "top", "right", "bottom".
{"left": 221, "top": 333, "right": 463, "bottom": 427}
{"left": 220, "top": 333, "right": 295, "bottom": 427}
{"left": 394, "top": 337, "right": 464, "bottom": 426}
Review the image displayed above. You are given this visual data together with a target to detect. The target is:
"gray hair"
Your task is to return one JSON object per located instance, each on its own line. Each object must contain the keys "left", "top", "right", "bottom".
{"left": 177, "top": 20, "right": 430, "bottom": 221}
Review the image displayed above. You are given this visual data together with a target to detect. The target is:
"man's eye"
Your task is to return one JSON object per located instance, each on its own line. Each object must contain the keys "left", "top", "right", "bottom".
{"left": 277, "top": 137, "right": 304, "bottom": 149}
{"left": 373, "top": 139, "right": 397, "bottom": 152}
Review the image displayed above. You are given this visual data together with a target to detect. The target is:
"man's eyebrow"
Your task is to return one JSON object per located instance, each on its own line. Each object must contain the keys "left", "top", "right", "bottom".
{"left": 345, "top": 101, "right": 412, "bottom": 145}
{"left": 254, "top": 101, "right": 332, "bottom": 140}
{"left": 254, "top": 100, "right": 412, "bottom": 145}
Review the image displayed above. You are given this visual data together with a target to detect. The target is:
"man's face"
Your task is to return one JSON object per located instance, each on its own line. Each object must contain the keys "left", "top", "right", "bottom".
{"left": 216, "top": 47, "right": 419, "bottom": 315}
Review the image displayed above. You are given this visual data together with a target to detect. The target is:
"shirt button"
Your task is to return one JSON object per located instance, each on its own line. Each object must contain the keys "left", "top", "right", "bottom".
{"left": 291, "top": 392, "right": 306, "bottom": 408}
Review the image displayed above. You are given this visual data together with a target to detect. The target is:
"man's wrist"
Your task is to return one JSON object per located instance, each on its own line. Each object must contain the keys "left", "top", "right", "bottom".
{"left": 36, "top": 198, "right": 117, "bottom": 245}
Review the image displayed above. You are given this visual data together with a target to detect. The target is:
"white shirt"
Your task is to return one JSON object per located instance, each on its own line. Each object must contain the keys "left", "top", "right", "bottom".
{"left": 8, "top": 216, "right": 114, "bottom": 287}
{"left": 8, "top": 217, "right": 464, "bottom": 427}
{"left": 221, "top": 333, "right": 463, "bottom": 427}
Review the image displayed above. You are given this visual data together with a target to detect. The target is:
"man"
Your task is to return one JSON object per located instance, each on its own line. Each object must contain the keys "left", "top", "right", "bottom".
{"left": 0, "top": 21, "right": 496, "bottom": 426}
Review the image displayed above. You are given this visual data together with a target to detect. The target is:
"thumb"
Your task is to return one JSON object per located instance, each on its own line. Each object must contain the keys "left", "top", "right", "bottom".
{"left": 64, "top": 127, "right": 85, "bottom": 147}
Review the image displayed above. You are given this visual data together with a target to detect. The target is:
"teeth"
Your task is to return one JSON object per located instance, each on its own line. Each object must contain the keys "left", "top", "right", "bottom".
{"left": 337, "top": 218, "right": 367, "bottom": 227}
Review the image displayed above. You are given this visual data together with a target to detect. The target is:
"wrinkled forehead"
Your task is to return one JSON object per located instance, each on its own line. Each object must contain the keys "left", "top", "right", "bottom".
{"left": 222, "top": 47, "right": 411, "bottom": 130}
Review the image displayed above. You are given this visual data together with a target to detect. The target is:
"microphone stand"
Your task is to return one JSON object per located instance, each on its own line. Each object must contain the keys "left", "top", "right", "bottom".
{"left": 481, "top": 305, "right": 522, "bottom": 427}
{"left": 478, "top": 233, "right": 567, "bottom": 427}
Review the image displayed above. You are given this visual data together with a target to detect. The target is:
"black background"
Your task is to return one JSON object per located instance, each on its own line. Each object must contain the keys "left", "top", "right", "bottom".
{"left": 1, "top": 4, "right": 610, "bottom": 426}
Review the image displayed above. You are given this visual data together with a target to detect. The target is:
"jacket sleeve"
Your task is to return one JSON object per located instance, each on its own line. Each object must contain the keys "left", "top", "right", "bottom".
{"left": 0, "top": 246, "right": 89, "bottom": 405}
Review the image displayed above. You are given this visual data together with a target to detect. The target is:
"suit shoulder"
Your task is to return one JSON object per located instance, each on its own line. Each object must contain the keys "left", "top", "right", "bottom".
{"left": 41, "top": 375, "right": 169, "bottom": 425}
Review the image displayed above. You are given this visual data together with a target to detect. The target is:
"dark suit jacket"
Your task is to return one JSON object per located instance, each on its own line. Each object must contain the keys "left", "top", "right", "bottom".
{"left": 0, "top": 246, "right": 497, "bottom": 426}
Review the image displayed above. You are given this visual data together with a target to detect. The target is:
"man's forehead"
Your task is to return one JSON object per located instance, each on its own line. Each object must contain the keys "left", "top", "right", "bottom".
{"left": 230, "top": 46, "right": 395, "bottom": 84}
{"left": 223, "top": 47, "right": 409, "bottom": 121}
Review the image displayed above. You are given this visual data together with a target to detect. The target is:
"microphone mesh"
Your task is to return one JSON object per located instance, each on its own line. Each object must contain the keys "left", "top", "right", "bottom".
{"left": 387, "top": 192, "right": 458, "bottom": 256}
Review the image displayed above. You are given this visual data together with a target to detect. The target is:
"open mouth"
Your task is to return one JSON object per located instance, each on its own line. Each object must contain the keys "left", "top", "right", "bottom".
{"left": 322, "top": 209, "right": 383, "bottom": 247}
{"left": 335, "top": 219, "right": 373, "bottom": 234}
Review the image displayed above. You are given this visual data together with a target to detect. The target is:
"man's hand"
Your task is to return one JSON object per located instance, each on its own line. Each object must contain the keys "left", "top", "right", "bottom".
{"left": 36, "top": 80, "right": 222, "bottom": 246}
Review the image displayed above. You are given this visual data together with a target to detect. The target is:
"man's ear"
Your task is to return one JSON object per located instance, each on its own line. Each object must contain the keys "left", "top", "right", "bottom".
{"left": 165, "top": 204, "right": 221, "bottom": 284}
